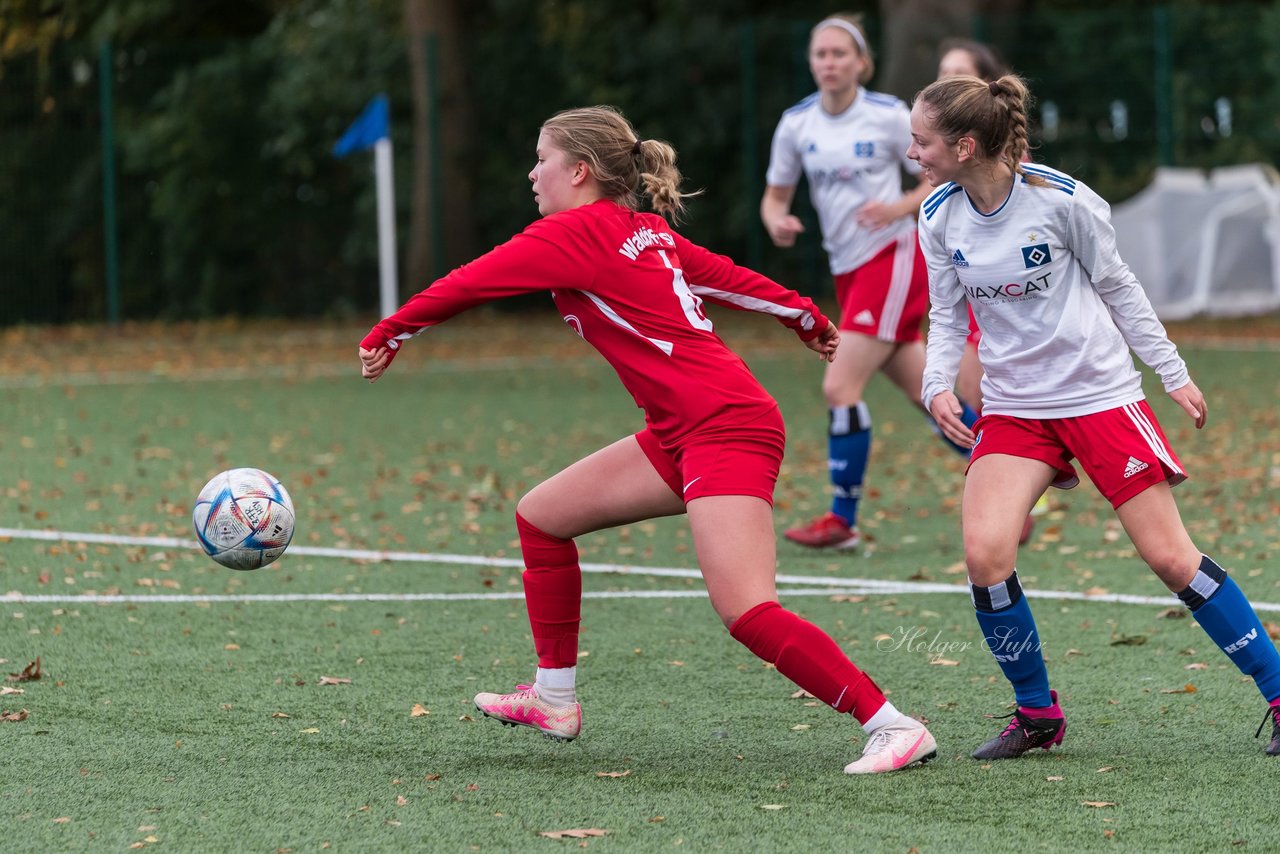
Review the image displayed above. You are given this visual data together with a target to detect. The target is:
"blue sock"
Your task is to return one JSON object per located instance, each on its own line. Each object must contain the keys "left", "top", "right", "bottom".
{"left": 928, "top": 400, "right": 979, "bottom": 458}
{"left": 828, "top": 404, "right": 871, "bottom": 527}
{"left": 972, "top": 571, "right": 1053, "bottom": 708}
{"left": 1178, "top": 555, "right": 1280, "bottom": 702}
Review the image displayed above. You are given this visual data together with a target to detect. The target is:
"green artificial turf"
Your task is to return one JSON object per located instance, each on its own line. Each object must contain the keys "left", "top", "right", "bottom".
{"left": 2, "top": 315, "right": 1279, "bottom": 852}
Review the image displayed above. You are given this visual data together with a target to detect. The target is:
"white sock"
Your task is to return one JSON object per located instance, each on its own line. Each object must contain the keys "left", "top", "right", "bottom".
{"left": 535, "top": 666, "right": 577, "bottom": 706}
{"left": 861, "top": 700, "right": 901, "bottom": 735}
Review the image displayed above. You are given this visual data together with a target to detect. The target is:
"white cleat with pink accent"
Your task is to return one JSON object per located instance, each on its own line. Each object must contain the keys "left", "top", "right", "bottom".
{"left": 474, "top": 684, "right": 581, "bottom": 742}
{"left": 843, "top": 714, "right": 937, "bottom": 774}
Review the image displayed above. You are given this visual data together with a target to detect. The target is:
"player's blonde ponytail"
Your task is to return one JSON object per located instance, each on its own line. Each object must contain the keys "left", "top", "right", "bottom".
{"left": 540, "top": 106, "right": 699, "bottom": 222}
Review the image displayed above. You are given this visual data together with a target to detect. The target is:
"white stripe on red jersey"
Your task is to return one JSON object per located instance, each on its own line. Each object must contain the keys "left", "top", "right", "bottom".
{"left": 363, "top": 200, "right": 828, "bottom": 445}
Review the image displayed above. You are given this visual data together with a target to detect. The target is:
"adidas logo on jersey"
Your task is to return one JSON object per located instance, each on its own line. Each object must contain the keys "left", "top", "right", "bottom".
{"left": 951, "top": 249, "right": 969, "bottom": 267}
{"left": 853, "top": 309, "right": 875, "bottom": 326}
{"left": 1123, "top": 456, "right": 1149, "bottom": 478}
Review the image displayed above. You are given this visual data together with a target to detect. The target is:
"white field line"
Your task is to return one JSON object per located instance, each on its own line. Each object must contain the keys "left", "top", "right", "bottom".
{"left": 3, "top": 526, "right": 1277, "bottom": 611}
{"left": 0, "top": 337, "right": 1273, "bottom": 389}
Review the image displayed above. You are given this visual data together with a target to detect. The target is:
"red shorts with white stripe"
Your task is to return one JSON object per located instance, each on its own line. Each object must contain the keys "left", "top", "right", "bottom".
{"left": 635, "top": 406, "right": 785, "bottom": 505}
{"left": 967, "top": 400, "right": 1187, "bottom": 509}
{"left": 833, "top": 233, "right": 929, "bottom": 343}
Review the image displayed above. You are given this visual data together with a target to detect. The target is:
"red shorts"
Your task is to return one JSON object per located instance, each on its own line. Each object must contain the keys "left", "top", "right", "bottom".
{"left": 834, "top": 234, "right": 929, "bottom": 343}
{"left": 635, "top": 406, "right": 785, "bottom": 505}
{"left": 966, "top": 305, "right": 981, "bottom": 347}
{"left": 968, "top": 401, "right": 1187, "bottom": 509}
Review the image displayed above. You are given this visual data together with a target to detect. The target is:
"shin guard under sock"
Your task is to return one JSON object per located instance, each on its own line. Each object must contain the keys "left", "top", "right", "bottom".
{"left": 1179, "top": 555, "right": 1280, "bottom": 702}
{"left": 515, "top": 512, "right": 581, "bottom": 669}
{"left": 730, "top": 601, "right": 886, "bottom": 724}
{"left": 829, "top": 403, "right": 871, "bottom": 527}
{"left": 972, "top": 571, "right": 1053, "bottom": 708}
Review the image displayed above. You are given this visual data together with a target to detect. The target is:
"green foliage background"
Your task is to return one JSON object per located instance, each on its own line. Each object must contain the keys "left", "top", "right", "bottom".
{"left": 1, "top": 0, "right": 1278, "bottom": 324}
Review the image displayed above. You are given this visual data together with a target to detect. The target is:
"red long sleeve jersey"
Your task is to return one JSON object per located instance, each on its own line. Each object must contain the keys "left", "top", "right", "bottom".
{"left": 362, "top": 200, "right": 828, "bottom": 447}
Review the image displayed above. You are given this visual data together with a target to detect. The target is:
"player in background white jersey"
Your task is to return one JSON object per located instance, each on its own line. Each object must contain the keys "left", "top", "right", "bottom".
{"left": 910, "top": 72, "right": 1280, "bottom": 759}
{"left": 935, "top": 37, "right": 1046, "bottom": 542}
{"left": 762, "top": 14, "right": 980, "bottom": 551}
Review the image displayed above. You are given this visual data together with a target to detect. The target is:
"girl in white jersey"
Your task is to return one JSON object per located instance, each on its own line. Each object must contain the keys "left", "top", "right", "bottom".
{"left": 761, "top": 14, "right": 979, "bottom": 551}
{"left": 934, "top": 37, "right": 1046, "bottom": 545}
{"left": 910, "top": 73, "right": 1280, "bottom": 759}
{"left": 360, "top": 105, "right": 938, "bottom": 775}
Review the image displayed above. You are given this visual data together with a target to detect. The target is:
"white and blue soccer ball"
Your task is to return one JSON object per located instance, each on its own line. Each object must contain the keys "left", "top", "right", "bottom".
{"left": 192, "top": 467, "right": 295, "bottom": 570}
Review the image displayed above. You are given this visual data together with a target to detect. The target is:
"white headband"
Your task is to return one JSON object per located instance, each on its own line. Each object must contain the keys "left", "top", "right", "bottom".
{"left": 812, "top": 18, "right": 869, "bottom": 56}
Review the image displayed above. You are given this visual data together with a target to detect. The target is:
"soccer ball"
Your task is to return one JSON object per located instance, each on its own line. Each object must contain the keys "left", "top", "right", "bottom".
{"left": 192, "top": 468, "right": 296, "bottom": 570}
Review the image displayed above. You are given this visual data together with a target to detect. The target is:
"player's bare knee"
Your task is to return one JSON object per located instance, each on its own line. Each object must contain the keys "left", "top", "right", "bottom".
{"left": 1143, "top": 548, "right": 1200, "bottom": 590}
{"left": 964, "top": 540, "right": 1016, "bottom": 587}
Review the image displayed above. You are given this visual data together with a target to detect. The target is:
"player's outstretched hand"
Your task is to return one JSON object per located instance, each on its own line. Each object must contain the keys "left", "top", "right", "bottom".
{"left": 359, "top": 345, "right": 393, "bottom": 383}
{"left": 804, "top": 321, "right": 840, "bottom": 362}
{"left": 928, "top": 389, "right": 976, "bottom": 449}
{"left": 1170, "top": 380, "right": 1207, "bottom": 429}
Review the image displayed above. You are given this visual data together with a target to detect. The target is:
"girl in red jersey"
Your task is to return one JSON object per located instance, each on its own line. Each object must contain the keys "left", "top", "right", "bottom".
{"left": 358, "top": 105, "right": 936, "bottom": 775}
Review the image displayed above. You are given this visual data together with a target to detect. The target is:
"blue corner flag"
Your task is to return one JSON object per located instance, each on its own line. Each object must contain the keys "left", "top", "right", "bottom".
{"left": 333, "top": 94, "right": 389, "bottom": 158}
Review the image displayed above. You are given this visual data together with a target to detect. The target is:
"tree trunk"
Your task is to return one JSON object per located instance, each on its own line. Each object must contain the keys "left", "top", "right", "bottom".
{"left": 875, "top": 0, "right": 1023, "bottom": 100}
{"left": 405, "top": 0, "right": 472, "bottom": 290}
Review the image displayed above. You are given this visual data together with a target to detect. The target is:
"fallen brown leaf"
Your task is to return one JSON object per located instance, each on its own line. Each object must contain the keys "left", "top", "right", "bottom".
{"left": 789, "top": 689, "right": 815, "bottom": 699}
{"left": 1046, "top": 776, "right": 1064, "bottom": 782}
{"left": 1, "top": 709, "right": 29, "bottom": 722}
{"left": 1156, "top": 607, "right": 1187, "bottom": 619}
{"left": 7, "top": 657, "right": 41, "bottom": 682}
{"left": 930, "top": 658, "right": 961, "bottom": 666}
{"left": 317, "top": 676, "right": 351, "bottom": 686}
{"left": 411, "top": 704, "right": 430, "bottom": 717}
{"left": 1185, "top": 663, "right": 1208, "bottom": 671}
{"left": 0, "top": 686, "right": 23, "bottom": 696}
{"left": 1160, "top": 683, "right": 1197, "bottom": 694}
{"left": 538, "top": 829, "right": 608, "bottom": 840}
{"left": 595, "top": 770, "right": 631, "bottom": 778}
{"left": 1082, "top": 801, "right": 1116, "bottom": 808}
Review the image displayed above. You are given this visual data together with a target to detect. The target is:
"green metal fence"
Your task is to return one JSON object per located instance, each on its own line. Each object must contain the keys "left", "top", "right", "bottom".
{"left": 1, "top": 3, "right": 1277, "bottom": 326}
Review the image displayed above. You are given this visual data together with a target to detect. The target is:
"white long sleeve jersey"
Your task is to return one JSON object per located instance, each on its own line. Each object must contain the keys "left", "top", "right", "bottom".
{"left": 919, "top": 164, "right": 1189, "bottom": 419}
{"left": 766, "top": 88, "right": 921, "bottom": 275}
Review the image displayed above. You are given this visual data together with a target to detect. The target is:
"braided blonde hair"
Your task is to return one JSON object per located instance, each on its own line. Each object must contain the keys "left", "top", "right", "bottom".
{"left": 914, "top": 73, "right": 1040, "bottom": 182}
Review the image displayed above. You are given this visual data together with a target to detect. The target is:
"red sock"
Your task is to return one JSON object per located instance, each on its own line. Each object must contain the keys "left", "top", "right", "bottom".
{"left": 730, "top": 601, "right": 886, "bottom": 724}
{"left": 516, "top": 512, "right": 580, "bottom": 668}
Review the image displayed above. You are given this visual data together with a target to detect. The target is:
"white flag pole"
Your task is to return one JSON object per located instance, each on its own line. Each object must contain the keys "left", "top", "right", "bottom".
{"left": 374, "top": 136, "right": 398, "bottom": 318}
